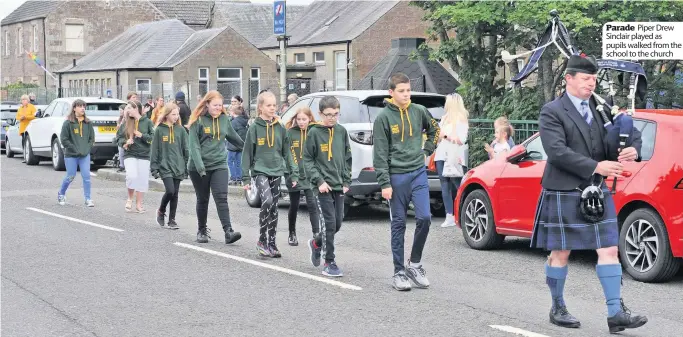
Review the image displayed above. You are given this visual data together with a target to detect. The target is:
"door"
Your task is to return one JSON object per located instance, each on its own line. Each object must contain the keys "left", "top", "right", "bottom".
{"left": 494, "top": 135, "right": 547, "bottom": 234}
{"left": 30, "top": 101, "right": 59, "bottom": 150}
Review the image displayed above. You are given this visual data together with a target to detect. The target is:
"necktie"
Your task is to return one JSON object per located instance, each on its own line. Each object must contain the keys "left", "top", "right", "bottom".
{"left": 580, "top": 101, "right": 592, "bottom": 125}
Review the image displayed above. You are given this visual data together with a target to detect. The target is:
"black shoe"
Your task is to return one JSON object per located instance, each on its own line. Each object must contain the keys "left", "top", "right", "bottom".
{"left": 196, "top": 227, "right": 210, "bottom": 243}
{"left": 607, "top": 299, "right": 648, "bottom": 333}
{"left": 225, "top": 229, "right": 242, "bottom": 244}
{"left": 268, "top": 242, "right": 282, "bottom": 258}
{"left": 549, "top": 299, "right": 581, "bottom": 328}
{"left": 288, "top": 232, "right": 298, "bottom": 246}
{"left": 167, "top": 219, "right": 179, "bottom": 230}
{"left": 156, "top": 210, "right": 165, "bottom": 227}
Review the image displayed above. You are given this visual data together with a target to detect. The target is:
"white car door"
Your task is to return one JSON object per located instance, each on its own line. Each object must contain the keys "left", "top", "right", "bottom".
{"left": 25, "top": 101, "right": 57, "bottom": 150}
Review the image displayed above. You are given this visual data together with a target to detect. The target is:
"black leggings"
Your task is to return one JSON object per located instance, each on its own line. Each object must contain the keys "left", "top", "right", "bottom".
{"left": 189, "top": 169, "right": 232, "bottom": 232}
{"left": 159, "top": 177, "right": 181, "bottom": 220}
{"left": 288, "top": 189, "right": 321, "bottom": 235}
{"left": 256, "top": 175, "right": 280, "bottom": 244}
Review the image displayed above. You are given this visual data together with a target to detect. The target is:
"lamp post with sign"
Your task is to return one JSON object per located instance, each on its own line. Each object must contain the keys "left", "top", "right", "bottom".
{"left": 274, "top": 0, "right": 288, "bottom": 105}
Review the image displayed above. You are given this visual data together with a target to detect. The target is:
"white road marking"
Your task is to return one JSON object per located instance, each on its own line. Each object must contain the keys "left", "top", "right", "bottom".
{"left": 489, "top": 325, "right": 550, "bottom": 337}
{"left": 26, "top": 207, "right": 124, "bottom": 232}
{"left": 174, "top": 242, "right": 363, "bottom": 291}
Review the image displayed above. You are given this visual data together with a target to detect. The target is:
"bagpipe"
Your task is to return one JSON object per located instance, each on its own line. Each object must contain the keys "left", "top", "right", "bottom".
{"left": 501, "top": 10, "right": 647, "bottom": 195}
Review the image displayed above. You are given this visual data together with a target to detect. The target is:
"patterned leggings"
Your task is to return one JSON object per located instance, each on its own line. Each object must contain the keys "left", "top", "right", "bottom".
{"left": 256, "top": 175, "right": 280, "bottom": 244}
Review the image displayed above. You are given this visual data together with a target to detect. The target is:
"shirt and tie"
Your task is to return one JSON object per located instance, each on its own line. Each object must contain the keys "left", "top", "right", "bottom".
{"left": 566, "top": 92, "right": 592, "bottom": 125}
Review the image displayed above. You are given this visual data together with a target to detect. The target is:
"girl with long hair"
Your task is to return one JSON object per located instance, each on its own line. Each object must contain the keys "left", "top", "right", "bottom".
{"left": 242, "top": 91, "right": 298, "bottom": 257}
{"left": 434, "top": 93, "right": 469, "bottom": 227}
{"left": 151, "top": 102, "right": 189, "bottom": 229}
{"left": 187, "top": 90, "right": 245, "bottom": 244}
{"left": 57, "top": 99, "right": 95, "bottom": 207}
{"left": 115, "top": 100, "right": 155, "bottom": 213}
{"left": 284, "top": 106, "right": 321, "bottom": 246}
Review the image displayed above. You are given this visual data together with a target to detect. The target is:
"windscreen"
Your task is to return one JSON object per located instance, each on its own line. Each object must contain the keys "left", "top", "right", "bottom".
{"left": 364, "top": 95, "right": 446, "bottom": 121}
{"left": 84, "top": 103, "right": 121, "bottom": 117}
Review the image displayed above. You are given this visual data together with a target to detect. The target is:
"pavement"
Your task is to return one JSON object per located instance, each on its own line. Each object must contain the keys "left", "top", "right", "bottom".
{"left": 2, "top": 156, "right": 682, "bottom": 337}
{"left": 95, "top": 167, "right": 243, "bottom": 195}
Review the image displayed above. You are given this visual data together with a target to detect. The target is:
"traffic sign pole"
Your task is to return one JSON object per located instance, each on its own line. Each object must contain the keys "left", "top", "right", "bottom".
{"left": 274, "top": 0, "right": 288, "bottom": 106}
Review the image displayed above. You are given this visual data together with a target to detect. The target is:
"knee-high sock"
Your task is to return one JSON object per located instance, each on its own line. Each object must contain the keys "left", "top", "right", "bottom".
{"left": 546, "top": 263, "right": 568, "bottom": 308}
{"left": 597, "top": 264, "right": 622, "bottom": 317}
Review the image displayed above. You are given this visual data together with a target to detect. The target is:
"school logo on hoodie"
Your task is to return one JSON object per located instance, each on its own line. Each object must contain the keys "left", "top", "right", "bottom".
{"left": 320, "top": 143, "right": 329, "bottom": 153}
{"left": 257, "top": 137, "right": 266, "bottom": 146}
{"left": 162, "top": 135, "right": 169, "bottom": 142}
{"left": 391, "top": 124, "right": 400, "bottom": 134}
{"left": 73, "top": 128, "right": 79, "bottom": 134}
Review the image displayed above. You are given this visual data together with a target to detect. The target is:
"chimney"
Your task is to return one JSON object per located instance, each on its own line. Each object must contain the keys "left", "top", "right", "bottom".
{"left": 73, "top": 59, "right": 76, "bottom": 67}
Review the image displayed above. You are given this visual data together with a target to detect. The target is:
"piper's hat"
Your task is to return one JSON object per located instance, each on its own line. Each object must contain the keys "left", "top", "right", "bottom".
{"left": 567, "top": 53, "right": 598, "bottom": 75}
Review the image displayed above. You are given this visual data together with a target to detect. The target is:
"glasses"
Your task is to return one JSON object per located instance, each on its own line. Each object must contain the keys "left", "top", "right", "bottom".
{"left": 321, "top": 113, "right": 339, "bottom": 119}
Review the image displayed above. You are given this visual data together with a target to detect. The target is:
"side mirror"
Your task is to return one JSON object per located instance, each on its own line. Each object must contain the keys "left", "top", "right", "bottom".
{"left": 506, "top": 144, "right": 527, "bottom": 163}
{"left": 35, "top": 109, "right": 43, "bottom": 118}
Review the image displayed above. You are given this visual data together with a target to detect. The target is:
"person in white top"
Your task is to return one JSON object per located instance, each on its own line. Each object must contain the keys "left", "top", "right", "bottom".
{"left": 434, "top": 94, "right": 469, "bottom": 228}
{"left": 485, "top": 123, "right": 512, "bottom": 158}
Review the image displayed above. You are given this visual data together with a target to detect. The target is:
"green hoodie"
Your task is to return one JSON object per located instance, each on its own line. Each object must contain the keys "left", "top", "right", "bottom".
{"left": 285, "top": 124, "right": 313, "bottom": 190}
{"left": 241, "top": 117, "right": 297, "bottom": 184}
{"left": 150, "top": 123, "right": 189, "bottom": 180}
{"left": 116, "top": 116, "right": 155, "bottom": 160}
{"left": 372, "top": 98, "right": 440, "bottom": 188}
{"left": 188, "top": 113, "right": 244, "bottom": 175}
{"left": 303, "top": 123, "right": 352, "bottom": 191}
{"left": 60, "top": 118, "right": 94, "bottom": 157}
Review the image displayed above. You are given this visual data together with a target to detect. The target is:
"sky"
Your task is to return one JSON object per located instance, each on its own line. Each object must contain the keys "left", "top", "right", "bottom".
{"left": 0, "top": 0, "right": 316, "bottom": 23}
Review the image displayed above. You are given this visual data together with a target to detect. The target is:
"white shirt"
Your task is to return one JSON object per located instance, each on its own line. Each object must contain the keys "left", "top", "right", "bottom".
{"left": 435, "top": 120, "right": 468, "bottom": 163}
{"left": 493, "top": 141, "right": 510, "bottom": 157}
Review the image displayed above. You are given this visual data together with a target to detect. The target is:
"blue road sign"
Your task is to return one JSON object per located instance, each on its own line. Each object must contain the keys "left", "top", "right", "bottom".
{"left": 273, "top": 1, "right": 286, "bottom": 35}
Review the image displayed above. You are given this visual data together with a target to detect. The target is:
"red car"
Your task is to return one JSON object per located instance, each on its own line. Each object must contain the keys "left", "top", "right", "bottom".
{"left": 454, "top": 109, "right": 683, "bottom": 283}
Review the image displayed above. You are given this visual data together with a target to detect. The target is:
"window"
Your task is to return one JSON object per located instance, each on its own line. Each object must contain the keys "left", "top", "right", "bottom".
{"left": 633, "top": 119, "right": 656, "bottom": 161}
{"left": 523, "top": 135, "right": 547, "bottom": 161}
{"left": 294, "top": 53, "right": 305, "bottom": 64}
{"left": 42, "top": 101, "right": 57, "bottom": 117}
{"left": 52, "top": 102, "right": 69, "bottom": 117}
{"left": 217, "top": 68, "right": 242, "bottom": 102}
{"left": 106, "top": 78, "right": 111, "bottom": 89}
{"left": 17, "top": 27, "right": 22, "bottom": 56}
{"left": 517, "top": 59, "right": 525, "bottom": 70}
{"left": 313, "top": 52, "right": 325, "bottom": 63}
{"left": 334, "top": 51, "right": 347, "bottom": 90}
{"left": 337, "top": 97, "right": 362, "bottom": 123}
{"left": 249, "top": 68, "right": 260, "bottom": 105}
{"left": 136, "top": 79, "right": 151, "bottom": 95}
{"left": 65, "top": 24, "right": 84, "bottom": 53}
{"left": 281, "top": 98, "right": 313, "bottom": 125}
{"left": 4, "top": 30, "right": 9, "bottom": 56}
{"left": 276, "top": 55, "right": 281, "bottom": 64}
{"left": 32, "top": 25, "right": 38, "bottom": 52}
{"left": 198, "top": 67, "right": 209, "bottom": 96}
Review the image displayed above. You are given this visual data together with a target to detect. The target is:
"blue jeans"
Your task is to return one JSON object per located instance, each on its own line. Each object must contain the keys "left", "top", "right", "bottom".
{"left": 59, "top": 155, "right": 91, "bottom": 200}
{"left": 228, "top": 151, "right": 242, "bottom": 180}
{"left": 389, "top": 166, "right": 431, "bottom": 273}
{"left": 435, "top": 160, "right": 463, "bottom": 215}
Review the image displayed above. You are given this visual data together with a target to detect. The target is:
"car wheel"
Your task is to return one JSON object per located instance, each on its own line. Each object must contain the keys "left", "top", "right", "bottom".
{"left": 51, "top": 139, "right": 66, "bottom": 171}
{"left": 5, "top": 137, "right": 14, "bottom": 158}
{"left": 23, "top": 136, "right": 40, "bottom": 165}
{"left": 342, "top": 202, "right": 350, "bottom": 221}
{"left": 245, "top": 179, "right": 261, "bottom": 208}
{"left": 430, "top": 198, "right": 446, "bottom": 218}
{"left": 619, "top": 208, "right": 680, "bottom": 283}
{"left": 460, "top": 189, "right": 504, "bottom": 250}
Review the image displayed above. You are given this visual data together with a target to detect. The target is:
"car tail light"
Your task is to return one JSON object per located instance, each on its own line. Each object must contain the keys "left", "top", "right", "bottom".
{"left": 675, "top": 178, "right": 683, "bottom": 189}
{"left": 349, "top": 130, "right": 373, "bottom": 145}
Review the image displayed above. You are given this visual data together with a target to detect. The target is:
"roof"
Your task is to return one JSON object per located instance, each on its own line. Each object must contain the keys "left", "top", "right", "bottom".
{"left": 356, "top": 38, "right": 460, "bottom": 95}
{"left": 1, "top": 0, "right": 61, "bottom": 26}
{"left": 213, "top": 1, "right": 306, "bottom": 46}
{"left": 300, "top": 90, "right": 444, "bottom": 101}
{"left": 258, "top": 0, "right": 399, "bottom": 48}
{"left": 160, "top": 27, "right": 226, "bottom": 67}
{"left": 57, "top": 20, "right": 198, "bottom": 73}
{"left": 54, "top": 97, "right": 126, "bottom": 104}
{"left": 150, "top": 0, "right": 214, "bottom": 28}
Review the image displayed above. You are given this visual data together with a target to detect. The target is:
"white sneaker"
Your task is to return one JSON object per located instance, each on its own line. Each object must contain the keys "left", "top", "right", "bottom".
{"left": 440, "top": 214, "right": 456, "bottom": 228}
{"left": 85, "top": 199, "right": 95, "bottom": 207}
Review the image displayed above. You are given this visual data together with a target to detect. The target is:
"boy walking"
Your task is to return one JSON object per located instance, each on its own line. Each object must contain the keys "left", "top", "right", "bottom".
{"left": 373, "top": 73, "right": 440, "bottom": 291}
{"left": 303, "top": 96, "right": 352, "bottom": 277}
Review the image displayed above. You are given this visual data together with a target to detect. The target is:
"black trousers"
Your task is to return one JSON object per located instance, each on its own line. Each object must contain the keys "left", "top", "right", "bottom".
{"left": 317, "top": 191, "right": 344, "bottom": 263}
{"left": 288, "top": 189, "right": 321, "bottom": 235}
{"left": 256, "top": 175, "right": 280, "bottom": 244}
{"left": 159, "top": 178, "right": 181, "bottom": 220}
{"left": 189, "top": 169, "right": 232, "bottom": 232}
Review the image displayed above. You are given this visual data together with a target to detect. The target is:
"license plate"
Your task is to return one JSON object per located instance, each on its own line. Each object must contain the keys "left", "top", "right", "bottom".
{"left": 98, "top": 126, "right": 116, "bottom": 133}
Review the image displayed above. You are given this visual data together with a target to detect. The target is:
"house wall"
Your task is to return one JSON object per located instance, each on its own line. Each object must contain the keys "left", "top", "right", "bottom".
{"left": 1, "top": 19, "right": 48, "bottom": 87}
{"left": 261, "top": 43, "right": 349, "bottom": 91}
{"left": 174, "top": 25, "right": 278, "bottom": 106}
{"left": 351, "top": 1, "right": 432, "bottom": 84}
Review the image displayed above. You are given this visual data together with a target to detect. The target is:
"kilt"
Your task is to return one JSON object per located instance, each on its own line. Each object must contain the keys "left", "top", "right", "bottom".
{"left": 530, "top": 185, "right": 618, "bottom": 251}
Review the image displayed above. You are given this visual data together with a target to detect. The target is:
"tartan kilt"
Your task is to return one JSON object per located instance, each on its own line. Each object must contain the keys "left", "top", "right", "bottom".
{"left": 530, "top": 185, "right": 618, "bottom": 251}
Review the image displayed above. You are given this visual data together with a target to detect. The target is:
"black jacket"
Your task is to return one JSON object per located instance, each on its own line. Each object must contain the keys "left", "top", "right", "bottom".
{"left": 539, "top": 93, "right": 642, "bottom": 191}
{"left": 228, "top": 115, "right": 249, "bottom": 152}
{"left": 177, "top": 100, "right": 191, "bottom": 128}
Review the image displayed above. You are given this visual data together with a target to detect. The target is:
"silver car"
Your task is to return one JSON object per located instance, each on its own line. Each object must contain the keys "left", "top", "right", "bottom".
{"left": 244, "top": 90, "right": 448, "bottom": 219}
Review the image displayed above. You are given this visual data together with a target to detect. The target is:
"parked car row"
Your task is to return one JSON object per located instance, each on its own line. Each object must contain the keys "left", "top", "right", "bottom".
{"left": 454, "top": 109, "right": 683, "bottom": 283}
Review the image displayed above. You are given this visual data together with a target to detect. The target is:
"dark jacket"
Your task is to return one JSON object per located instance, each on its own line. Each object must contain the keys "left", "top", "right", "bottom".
{"left": 150, "top": 123, "right": 189, "bottom": 180}
{"left": 303, "top": 123, "right": 352, "bottom": 191}
{"left": 116, "top": 116, "right": 155, "bottom": 160}
{"left": 372, "top": 98, "right": 440, "bottom": 188}
{"left": 539, "top": 93, "right": 642, "bottom": 191}
{"left": 177, "top": 101, "right": 191, "bottom": 128}
{"left": 60, "top": 118, "right": 95, "bottom": 158}
{"left": 228, "top": 115, "right": 249, "bottom": 152}
{"left": 188, "top": 113, "right": 244, "bottom": 175}
{"left": 241, "top": 117, "right": 297, "bottom": 184}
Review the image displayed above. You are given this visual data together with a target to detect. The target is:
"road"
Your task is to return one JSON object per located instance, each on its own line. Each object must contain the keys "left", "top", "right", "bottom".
{"left": 2, "top": 157, "right": 681, "bottom": 337}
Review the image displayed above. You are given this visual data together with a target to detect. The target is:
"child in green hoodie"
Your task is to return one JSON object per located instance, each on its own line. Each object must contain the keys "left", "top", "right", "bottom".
{"left": 187, "top": 90, "right": 245, "bottom": 245}
{"left": 372, "top": 73, "right": 440, "bottom": 291}
{"left": 116, "top": 100, "right": 155, "bottom": 213}
{"left": 242, "top": 91, "right": 298, "bottom": 258}
{"left": 303, "top": 96, "right": 352, "bottom": 277}
{"left": 151, "top": 102, "right": 189, "bottom": 230}
{"left": 57, "top": 99, "right": 95, "bottom": 207}
{"left": 284, "top": 106, "right": 321, "bottom": 247}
